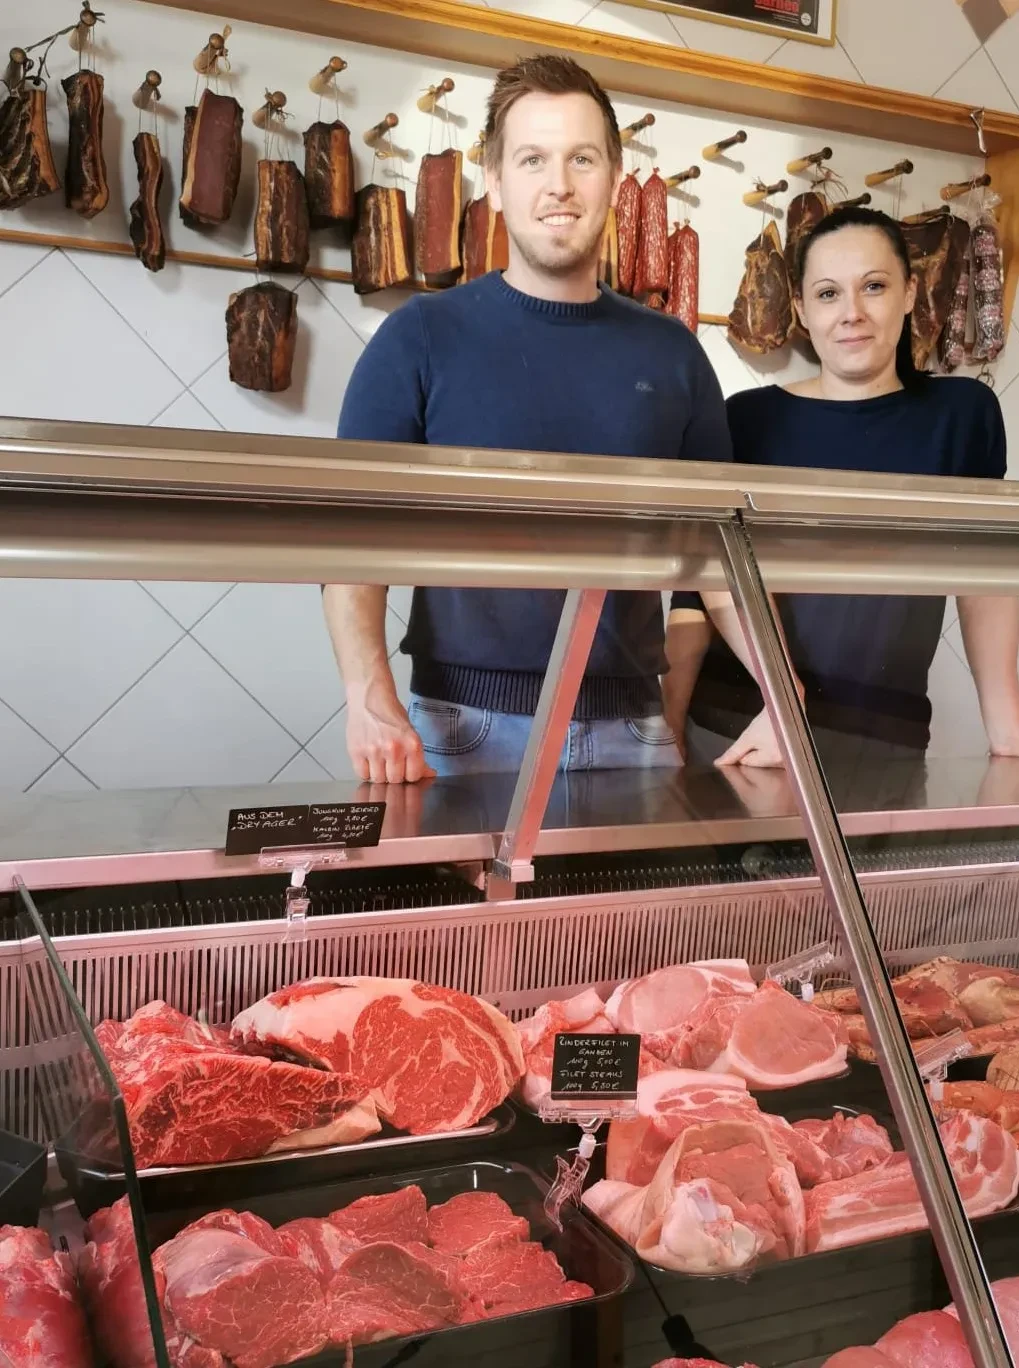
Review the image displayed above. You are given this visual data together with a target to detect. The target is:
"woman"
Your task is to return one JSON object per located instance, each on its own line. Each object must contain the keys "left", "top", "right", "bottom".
{"left": 678, "top": 205, "right": 1019, "bottom": 770}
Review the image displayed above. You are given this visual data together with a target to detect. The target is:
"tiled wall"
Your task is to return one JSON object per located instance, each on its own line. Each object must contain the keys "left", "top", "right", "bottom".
{"left": 0, "top": 0, "right": 1016, "bottom": 792}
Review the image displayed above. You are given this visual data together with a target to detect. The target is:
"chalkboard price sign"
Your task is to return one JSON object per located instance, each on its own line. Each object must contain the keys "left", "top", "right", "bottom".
{"left": 550, "top": 1033, "right": 640, "bottom": 1102}
{"left": 224, "top": 802, "right": 386, "bottom": 856}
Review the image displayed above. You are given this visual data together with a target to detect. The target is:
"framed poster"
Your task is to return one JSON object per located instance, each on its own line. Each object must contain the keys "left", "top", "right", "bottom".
{"left": 615, "top": 0, "right": 837, "bottom": 44}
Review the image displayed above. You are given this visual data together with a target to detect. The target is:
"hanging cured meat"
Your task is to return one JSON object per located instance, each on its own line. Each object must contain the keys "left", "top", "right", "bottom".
{"left": 900, "top": 208, "right": 960, "bottom": 370}
{"left": 598, "top": 206, "right": 619, "bottom": 291}
{"left": 461, "top": 195, "right": 508, "bottom": 283}
{"left": 0, "top": 85, "right": 60, "bottom": 209}
{"left": 62, "top": 70, "right": 108, "bottom": 218}
{"left": 940, "top": 217, "right": 972, "bottom": 372}
{"left": 616, "top": 172, "right": 642, "bottom": 296}
{"left": 128, "top": 132, "right": 165, "bottom": 272}
{"left": 179, "top": 90, "right": 243, "bottom": 225}
{"left": 728, "top": 221, "right": 794, "bottom": 354}
{"left": 227, "top": 282, "right": 298, "bottom": 392}
{"left": 254, "top": 161, "right": 310, "bottom": 274}
{"left": 352, "top": 185, "right": 413, "bottom": 295}
{"left": 635, "top": 169, "right": 669, "bottom": 297}
{"left": 303, "top": 119, "right": 355, "bottom": 231}
{"left": 784, "top": 189, "right": 829, "bottom": 284}
{"left": 972, "top": 211, "right": 1006, "bottom": 363}
{"left": 665, "top": 221, "right": 699, "bottom": 333}
{"left": 414, "top": 148, "right": 463, "bottom": 287}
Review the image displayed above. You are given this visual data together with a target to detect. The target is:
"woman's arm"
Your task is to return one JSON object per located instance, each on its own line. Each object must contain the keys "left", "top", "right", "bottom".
{"left": 662, "top": 608, "right": 712, "bottom": 758}
{"left": 958, "top": 595, "right": 1019, "bottom": 756}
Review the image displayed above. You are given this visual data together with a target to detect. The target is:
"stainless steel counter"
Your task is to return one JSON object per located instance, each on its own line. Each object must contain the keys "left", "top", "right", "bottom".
{"left": 4, "top": 755, "right": 1019, "bottom": 891}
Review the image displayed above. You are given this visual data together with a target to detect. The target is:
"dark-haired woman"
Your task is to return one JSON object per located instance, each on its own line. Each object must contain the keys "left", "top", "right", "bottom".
{"left": 674, "top": 205, "right": 1019, "bottom": 770}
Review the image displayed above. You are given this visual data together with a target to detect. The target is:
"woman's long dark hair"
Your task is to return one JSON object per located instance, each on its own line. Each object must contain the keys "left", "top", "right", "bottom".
{"left": 795, "top": 204, "right": 923, "bottom": 389}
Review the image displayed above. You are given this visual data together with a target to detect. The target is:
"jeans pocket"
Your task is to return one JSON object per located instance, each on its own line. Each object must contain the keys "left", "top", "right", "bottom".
{"left": 624, "top": 715, "right": 677, "bottom": 747}
{"left": 409, "top": 697, "right": 492, "bottom": 755}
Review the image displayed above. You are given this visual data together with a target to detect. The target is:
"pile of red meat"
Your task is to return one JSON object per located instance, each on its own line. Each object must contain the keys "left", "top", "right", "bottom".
{"left": 821, "top": 1275, "right": 1019, "bottom": 1365}
{"left": 80, "top": 1187, "right": 592, "bottom": 1368}
{"left": 817, "top": 957, "right": 1019, "bottom": 1061}
{"left": 97, "top": 977, "right": 524, "bottom": 1169}
{"left": 584, "top": 1068, "right": 1019, "bottom": 1274}
{"left": 0, "top": 1224, "right": 92, "bottom": 1368}
{"left": 516, "top": 960, "right": 848, "bottom": 1110}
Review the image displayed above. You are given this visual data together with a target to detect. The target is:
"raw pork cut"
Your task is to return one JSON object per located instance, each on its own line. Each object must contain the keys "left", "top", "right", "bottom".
{"left": 515, "top": 989, "right": 615, "bottom": 1112}
{"left": 427, "top": 1192, "right": 529, "bottom": 1255}
{"left": 0, "top": 1225, "right": 92, "bottom": 1368}
{"left": 98, "top": 1001, "right": 378, "bottom": 1168}
{"left": 791, "top": 1113, "right": 894, "bottom": 1182}
{"left": 605, "top": 961, "right": 756, "bottom": 1065}
{"left": 679, "top": 980, "right": 847, "bottom": 1089}
{"left": 805, "top": 1111, "right": 1019, "bottom": 1252}
{"left": 874, "top": 1310, "right": 974, "bottom": 1368}
{"left": 232, "top": 978, "right": 522, "bottom": 1133}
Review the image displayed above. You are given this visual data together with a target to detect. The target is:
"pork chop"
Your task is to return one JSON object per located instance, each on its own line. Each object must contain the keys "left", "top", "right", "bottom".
{"left": 604, "top": 961, "right": 756, "bottom": 1065}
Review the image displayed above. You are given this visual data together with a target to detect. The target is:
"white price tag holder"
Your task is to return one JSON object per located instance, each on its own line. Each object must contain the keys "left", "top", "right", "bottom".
{"left": 916, "top": 1029, "right": 973, "bottom": 1104}
{"left": 766, "top": 940, "right": 835, "bottom": 1003}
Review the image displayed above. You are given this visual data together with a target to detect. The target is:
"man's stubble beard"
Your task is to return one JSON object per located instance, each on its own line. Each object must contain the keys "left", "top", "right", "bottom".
{"left": 508, "top": 220, "right": 605, "bottom": 278}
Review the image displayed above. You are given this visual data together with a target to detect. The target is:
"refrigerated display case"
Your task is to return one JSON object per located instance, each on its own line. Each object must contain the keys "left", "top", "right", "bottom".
{"left": 3, "top": 417, "right": 1019, "bottom": 1367}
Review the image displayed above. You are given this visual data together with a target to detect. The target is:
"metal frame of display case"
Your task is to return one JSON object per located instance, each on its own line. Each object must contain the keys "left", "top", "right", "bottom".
{"left": 2, "top": 416, "right": 1019, "bottom": 1365}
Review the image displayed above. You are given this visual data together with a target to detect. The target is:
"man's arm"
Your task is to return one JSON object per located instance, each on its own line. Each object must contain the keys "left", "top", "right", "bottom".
{"left": 325, "top": 303, "right": 432, "bottom": 782}
{"left": 958, "top": 595, "right": 1019, "bottom": 756}
{"left": 662, "top": 608, "right": 711, "bottom": 758}
{"left": 323, "top": 585, "right": 434, "bottom": 784}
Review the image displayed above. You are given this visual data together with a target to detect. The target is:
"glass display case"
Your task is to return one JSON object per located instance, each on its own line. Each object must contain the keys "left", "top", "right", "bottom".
{"left": 2, "top": 416, "right": 1019, "bottom": 1368}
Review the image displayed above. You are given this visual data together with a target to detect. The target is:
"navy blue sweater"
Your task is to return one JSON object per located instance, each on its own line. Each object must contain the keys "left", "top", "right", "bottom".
{"left": 337, "top": 271, "right": 731, "bottom": 718}
{"left": 688, "top": 378, "right": 1007, "bottom": 748}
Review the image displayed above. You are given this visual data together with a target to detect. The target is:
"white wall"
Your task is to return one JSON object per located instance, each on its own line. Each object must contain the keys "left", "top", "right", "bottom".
{"left": 0, "top": 0, "right": 1017, "bottom": 791}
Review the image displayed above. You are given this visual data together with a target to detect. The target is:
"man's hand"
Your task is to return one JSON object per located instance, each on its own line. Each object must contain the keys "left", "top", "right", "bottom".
{"left": 346, "top": 684, "right": 436, "bottom": 783}
{"left": 715, "top": 708, "right": 785, "bottom": 769}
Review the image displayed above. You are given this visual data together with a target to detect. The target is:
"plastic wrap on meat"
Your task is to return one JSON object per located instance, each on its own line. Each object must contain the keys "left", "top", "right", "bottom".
{"left": 351, "top": 185, "right": 413, "bottom": 295}
{"left": 616, "top": 172, "right": 642, "bottom": 295}
{"left": 414, "top": 149, "right": 463, "bottom": 287}
{"left": 972, "top": 212, "right": 1005, "bottom": 362}
{"left": 728, "top": 221, "right": 793, "bottom": 354}
{"left": 666, "top": 222, "right": 699, "bottom": 332}
{"left": 940, "top": 219, "right": 971, "bottom": 372}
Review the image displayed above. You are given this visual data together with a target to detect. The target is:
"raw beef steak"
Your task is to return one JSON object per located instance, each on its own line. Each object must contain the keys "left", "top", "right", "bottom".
{"left": 679, "top": 981, "right": 847, "bottom": 1088}
{"left": 99, "top": 1001, "right": 378, "bottom": 1168}
{"left": 79, "top": 1198, "right": 163, "bottom": 1368}
{"left": 427, "top": 1192, "right": 529, "bottom": 1255}
{"left": 326, "top": 1241, "right": 474, "bottom": 1346}
{"left": 0, "top": 1225, "right": 92, "bottom": 1368}
{"left": 329, "top": 1186, "right": 429, "bottom": 1247}
{"left": 232, "top": 978, "right": 523, "bottom": 1133}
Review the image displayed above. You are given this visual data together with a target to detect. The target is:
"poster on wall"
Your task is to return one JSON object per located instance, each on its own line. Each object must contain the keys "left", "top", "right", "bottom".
{"left": 616, "top": 0, "right": 837, "bottom": 43}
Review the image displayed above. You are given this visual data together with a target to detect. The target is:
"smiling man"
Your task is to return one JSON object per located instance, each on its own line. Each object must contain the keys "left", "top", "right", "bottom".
{"left": 323, "top": 55, "right": 734, "bottom": 782}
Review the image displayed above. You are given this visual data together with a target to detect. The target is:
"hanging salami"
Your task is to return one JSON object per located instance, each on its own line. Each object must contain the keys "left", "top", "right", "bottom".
{"left": 414, "top": 148, "right": 464, "bottom": 287}
{"left": 179, "top": 90, "right": 243, "bottom": 225}
{"left": 227, "top": 282, "right": 298, "bottom": 392}
{"left": 0, "top": 85, "right": 60, "bottom": 210}
{"left": 728, "top": 221, "right": 794, "bottom": 355}
{"left": 62, "top": 70, "right": 108, "bottom": 218}
{"left": 461, "top": 195, "right": 508, "bottom": 283}
{"left": 635, "top": 169, "right": 669, "bottom": 297}
{"left": 352, "top": 185, "right": 413, "bottom": 295}
{"left": 665, "top": 221, "right": 699, "bottom": 333}
{"left": 254, "top": 160, "right": 310, "bottom": 274}
{"left": 128, "top": 132, "right": 165, "bottom": 272}
{"left": 303, "top": 119, "right": 356, "bottom": 232}
{"left": 598, "top": 206, "right": 619, "bottom": 291}
{"left": 972, "top": 211, "right": 1005, "bottom": 363}
{"left": 616, "top": 172, "right": 642, "bottom": 296}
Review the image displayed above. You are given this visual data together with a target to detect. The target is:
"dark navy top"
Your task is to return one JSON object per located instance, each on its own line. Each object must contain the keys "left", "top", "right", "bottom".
{"left": 688, "top": 378, "right": 1007, "bottom": 748}
{"left": 337, "top": 270, "right": 731, "bottom": 719}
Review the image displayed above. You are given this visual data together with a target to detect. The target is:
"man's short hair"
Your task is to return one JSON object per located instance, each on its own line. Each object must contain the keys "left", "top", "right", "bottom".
{"left": 483, "top": 54, "right": 623, "bottom": 171}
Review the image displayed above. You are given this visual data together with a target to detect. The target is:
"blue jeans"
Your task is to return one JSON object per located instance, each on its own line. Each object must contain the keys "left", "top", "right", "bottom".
{"left": 408, "top": 693, "right": 679, "bottom": 776}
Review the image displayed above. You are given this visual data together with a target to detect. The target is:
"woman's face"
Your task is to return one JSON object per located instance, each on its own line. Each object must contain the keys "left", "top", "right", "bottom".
{"left": 796, "top": 225, "right": 918, "bottom": 384}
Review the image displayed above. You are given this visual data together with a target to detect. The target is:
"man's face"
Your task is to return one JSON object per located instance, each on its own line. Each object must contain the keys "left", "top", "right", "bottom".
{"left": 487, "top": 91, "right": 620, "bottom": 279}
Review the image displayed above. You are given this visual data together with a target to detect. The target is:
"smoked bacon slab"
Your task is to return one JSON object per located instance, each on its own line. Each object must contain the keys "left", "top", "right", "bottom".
{"left": 414, "top": 148, "right": 463, "bottom": 287}
{"left": 303, "top": 119, "right": 355, "bottom": 231}
{"left": 461, "top": 195, "right": 508, "bottom": 282}
{"left": 255, "top": 160, "right": 310, "bottom": 274}
{"left": 180, "top": 90, "right": 243, "bottom": 226}
{"left": 227, "top": 282, "right": 298, "bottom": 392}
{"left": 62, "top": 71, "right": 108, "bottom": 218}
{"left": 0, "top": 87, "right": 60, "bottom": 210}
{"left": 352, "top": 185, "right": 413, "bottom": 295}
{"left": 128, "top": 132, "right": 165, "bottom": 272}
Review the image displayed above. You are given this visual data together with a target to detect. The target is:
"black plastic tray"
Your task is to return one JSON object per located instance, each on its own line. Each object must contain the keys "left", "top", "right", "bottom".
{"left": 139, "top": 1159, "right": 636, "bottom": 1368}
{"left": 57, "top": 1104, "right": 517, "bottom": 1219}
{"left": 0, "top": 1130, "right": 47, "bottom": 1229}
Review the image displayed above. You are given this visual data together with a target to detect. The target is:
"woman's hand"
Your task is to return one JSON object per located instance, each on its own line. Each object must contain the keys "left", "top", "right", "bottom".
{"left": 715, "top": 708, "right": 786, "bottom": 768}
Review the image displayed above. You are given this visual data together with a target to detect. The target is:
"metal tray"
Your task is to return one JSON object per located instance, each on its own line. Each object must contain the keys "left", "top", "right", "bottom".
{"left": 138, "top": 1158, "right": 636, "bottom": 1368}
{"left": 57, "top": 1104, "right": 516, "bottom": 1218}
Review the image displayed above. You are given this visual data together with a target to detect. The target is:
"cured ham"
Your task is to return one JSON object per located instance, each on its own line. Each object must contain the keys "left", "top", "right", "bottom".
{"left": 728, "top": 221, "right": 793, "bottom": 354}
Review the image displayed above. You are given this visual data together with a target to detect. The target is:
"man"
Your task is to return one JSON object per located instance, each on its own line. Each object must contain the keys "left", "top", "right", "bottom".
{"left": 324, "top": 54, "right": 767, "bottom": 783}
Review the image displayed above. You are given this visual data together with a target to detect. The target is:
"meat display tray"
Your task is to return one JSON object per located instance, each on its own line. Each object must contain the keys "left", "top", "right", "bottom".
{"left": 0, "top": 1130, "right": 47, "bottom": 1228}
{"left": 143, "top": 1158, "right": 636, "bottom": 1368}
{"left": 56, "top": 1104, "right": 516, "bottom": 1218}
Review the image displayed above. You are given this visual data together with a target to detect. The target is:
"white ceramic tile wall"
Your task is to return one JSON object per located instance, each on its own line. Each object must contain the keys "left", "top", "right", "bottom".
{"left": 0, "top": 0, "right": 1017, "bottom": 790}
